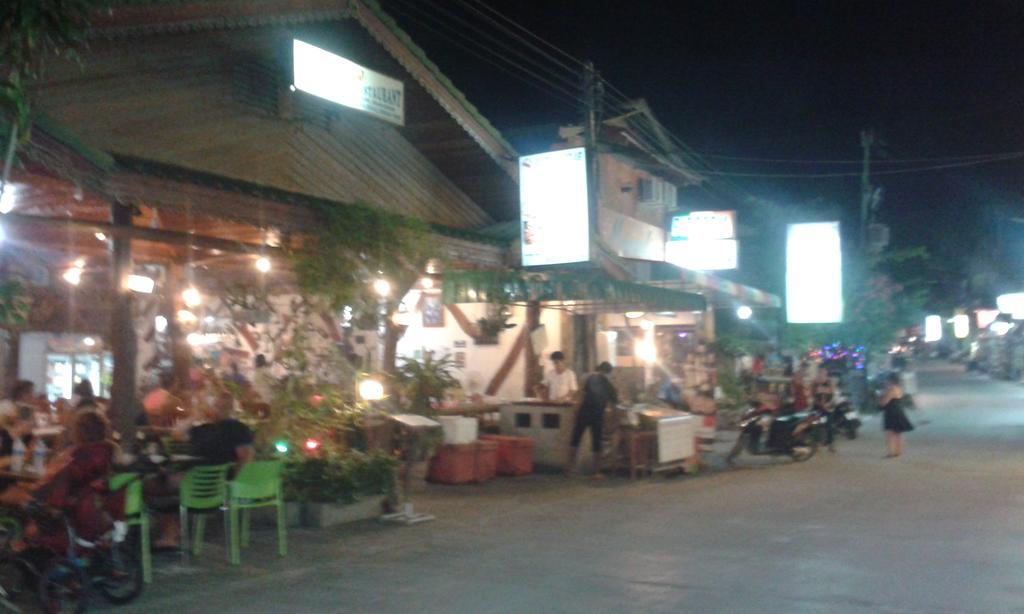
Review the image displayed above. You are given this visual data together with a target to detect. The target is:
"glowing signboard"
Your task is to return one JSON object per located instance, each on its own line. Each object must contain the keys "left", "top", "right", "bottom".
{"left": 924, "top": 315, "right": 942, "bottom": 342}
{"left": 520, "top": 147, "right": 590, "bottom": 267}
{"left": 292, "top": 39, "right": 404, "bottom": 125}
{"left": 951, "top": 314, "right": 969, "bottom": 339}
{"left": 996, "top": 293, "right": 1024, "bottom": 320}
{"left": 664, "top": 239, "right": 738, "bottom": 270}
{"left": 785, "top": 222, "right": 843, "bottom": 324}
{"left": 669, "top": 211, "right": 735, "bottom": 240}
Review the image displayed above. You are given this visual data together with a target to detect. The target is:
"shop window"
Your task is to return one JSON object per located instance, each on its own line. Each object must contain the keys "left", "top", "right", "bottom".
{"left": 542, "top": 413, "right": 560, "bottom": 429}
{"left": 515, "top": 413, "right": 531, "bottom": 428}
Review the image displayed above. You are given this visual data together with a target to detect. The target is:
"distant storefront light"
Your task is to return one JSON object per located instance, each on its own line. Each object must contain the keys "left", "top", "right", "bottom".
{"left": 924, "top": 315, "right": 942, "bottom": 342}
{"left": 951, "top": 314, "right": 969, "bottom": 339}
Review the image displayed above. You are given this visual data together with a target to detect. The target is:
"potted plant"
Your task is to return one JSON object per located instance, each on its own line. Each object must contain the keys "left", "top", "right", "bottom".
{"left": 282, "top": 451, "right": 398, "bottom": 528}
{"left": 394, "top": 351, "right": 461, "bottom": 415}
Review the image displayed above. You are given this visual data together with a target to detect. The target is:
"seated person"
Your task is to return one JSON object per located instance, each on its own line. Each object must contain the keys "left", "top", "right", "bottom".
{"left": 152, "top": 392, "right": 253, "bottom": 549}
{"left": 142, "top": 372, "right": 182, "bottom": 428}
{"left": 0, "top": 412, "right": 117, "bottom": 548}
{"left": 176, "top": 391, "right": 254, "bottom": 467}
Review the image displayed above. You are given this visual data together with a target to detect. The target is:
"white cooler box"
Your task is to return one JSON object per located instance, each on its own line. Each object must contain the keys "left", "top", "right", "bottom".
{"left": 439, "top": 416, "right": 478, "bottom": 444}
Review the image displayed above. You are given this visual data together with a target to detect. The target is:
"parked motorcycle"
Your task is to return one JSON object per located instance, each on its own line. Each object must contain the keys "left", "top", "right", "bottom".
{"left": 832, "top": 396, "right": 862, "bottom": 440}
{"left": 726, "top": 405, "right": 825, "bottom": 464}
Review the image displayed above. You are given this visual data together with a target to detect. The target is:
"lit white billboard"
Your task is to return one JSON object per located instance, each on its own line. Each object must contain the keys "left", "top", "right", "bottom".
{"left": 292, "top": 39, "right": 404, "bottom": 125}
{"left": 786, "top": 222, "right": 843, "bottom": 323}
{"left": 520, "top": 147, "right": 590, "bottom": 266}
{"left": 669, "top": 211, "right": 735, "bottom": 240}
{"left": 665, "top": 210, "right": 737, "bottom": 270}
{"left": 664, "top": 238, "right": 738, "bottom": 270}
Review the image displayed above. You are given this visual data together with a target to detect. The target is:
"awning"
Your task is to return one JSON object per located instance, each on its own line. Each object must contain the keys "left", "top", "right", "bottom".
{"left": 676, "top": 269, "right": 781, "bottom": 308}
{"left": 442, "top": 270, "right": 706, "bottom": 314}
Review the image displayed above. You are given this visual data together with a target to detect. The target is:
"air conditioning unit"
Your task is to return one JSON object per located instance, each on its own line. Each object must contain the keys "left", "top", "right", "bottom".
{"left": 637, "top": 177, "right": 677, "bottom": 208}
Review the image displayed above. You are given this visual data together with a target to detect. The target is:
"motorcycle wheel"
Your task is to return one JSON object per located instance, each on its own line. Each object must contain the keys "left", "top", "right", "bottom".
{"left": 38, "top": 557, "right": 88, "bottom": 614}
{"left": 726, "top": 434, "right": 746, "bottom": 465}
{"left": 95, "top": 545, "right": 143, "bottom": 605}
{"left": 790, "top": 433, "right": 818, "bottom": 462}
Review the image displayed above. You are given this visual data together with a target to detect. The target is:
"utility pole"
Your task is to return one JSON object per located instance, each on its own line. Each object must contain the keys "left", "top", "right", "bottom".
{"left": 859, "top": 130, "right": 874, "bottom": 252}
{"left": 573, "top": 61, "right": 604, "bottom": 377}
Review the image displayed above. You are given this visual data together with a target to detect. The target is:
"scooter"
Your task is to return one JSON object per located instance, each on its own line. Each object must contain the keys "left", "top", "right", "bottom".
{"left": 726, "top": 403, "right": 825, "bottom": 464}
{"left": 833, "top": 395, "right": 862, "bottom": 440}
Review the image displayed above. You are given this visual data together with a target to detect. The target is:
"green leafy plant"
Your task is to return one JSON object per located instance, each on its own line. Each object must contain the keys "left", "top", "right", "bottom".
{"left": 282, "top": 451, "right": 397, "bottom": 504}
{"left": 395, "top": 351, "right": 460, "bottom": 415}
{"left": 291, "top": 201, "right": 434, "bottom": 311}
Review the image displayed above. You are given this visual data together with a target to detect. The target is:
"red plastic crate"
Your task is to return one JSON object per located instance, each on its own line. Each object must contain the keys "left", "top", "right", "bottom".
{"left": 475, "top": 439, "right": 499, "bottom": 482}
{"left": 480, "top": 435, "right": 534, "bottom": 476}
{"left": 428, "top": 443, "right": 477, "bottom": 484}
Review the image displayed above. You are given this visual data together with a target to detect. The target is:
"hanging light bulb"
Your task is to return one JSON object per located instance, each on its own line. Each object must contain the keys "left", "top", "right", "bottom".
{"left": 82, "top": 336, "right": 96, "bottom": 347}
{"left": 182, "top": 286, "right": 201, "bottom": 308}
{"left": 177, "top": 309, "right": 197, "bottom": 324}
{"left": 373, "top": 278, "right": 391, "bottom": 297}
{"left": 62, "top": 267, "right": 82, "bottom": 286}
{"left": 94, "top": 232, "right": 107, "bottom": 242}
{"left": 255, "top": 256, "right": 271, "bottom": 273}
{"left": 154, "top": 315, "right": 168, "bottom": 333}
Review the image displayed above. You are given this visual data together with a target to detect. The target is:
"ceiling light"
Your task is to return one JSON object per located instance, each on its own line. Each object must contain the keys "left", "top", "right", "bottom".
{"left": 62, "top": 267, "right": 82, "bottom": 286}
{"left": 155, "top": 315, "right": 168, "bottom": 333}
{"left": 82, "top": 336, "right": 96, "bottom": 347}
{"left": 94, "top": 232, "right": 107, "bottom": 241}
{"left": 177, "top": 309, "right": 197, "bottom": 324}
{"left": 736, "top": 305, "right": 753, "bottom": 320}
{"left": 0, "top": 186, "right": 16, "bottom": 214}
{"left": 255, "top": 256, "right": 271, "bottom": 273}
{"left": 373, "top": 278, "right": 390, "bottom": 297}
{"left": 126, "top": 274, "right": 155, "bottom": 294}
{"left": 182, "top": 286, "right": 201, "bottom": 308}
{"left": 624, "top": 311, "right": 645, "bottom": 319}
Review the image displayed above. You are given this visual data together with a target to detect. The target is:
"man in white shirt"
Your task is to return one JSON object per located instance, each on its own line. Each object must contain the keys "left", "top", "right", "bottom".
{"left": 537, "top": 351, "right": 578, "bottom": 402}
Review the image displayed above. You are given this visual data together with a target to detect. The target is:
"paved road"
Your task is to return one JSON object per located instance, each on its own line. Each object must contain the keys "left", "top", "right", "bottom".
{"left": 126, "top": 362, "right": 1024, "bottom": 613}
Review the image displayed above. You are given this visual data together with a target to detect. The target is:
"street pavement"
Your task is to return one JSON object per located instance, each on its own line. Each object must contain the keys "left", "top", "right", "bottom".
{"left": 121, "top": 362, "right": 1024, "bottom": 613}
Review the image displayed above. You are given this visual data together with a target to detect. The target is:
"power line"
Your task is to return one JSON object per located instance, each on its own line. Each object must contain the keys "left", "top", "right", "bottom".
{"left": 384, "top": 0, "right": 584, "bottom": 110}
{"left": 695, "top": 153, "right": 1024, "bottom": 178}
{"left": 675, "top": 149, "right": 1024, "bottom": 165}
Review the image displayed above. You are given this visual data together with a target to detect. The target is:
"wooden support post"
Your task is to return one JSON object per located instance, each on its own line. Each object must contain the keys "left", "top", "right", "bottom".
{"left": 165, "top": 264, "right": 192, "bottom": 388}
{"left": 572, "top": 314, "right": 593, "bottom": 377}
{"left": 109, "top": 203, "right": 138, "bottom": 439}
{"left": 524, "top": 301, "right": 542, "bottom": 397}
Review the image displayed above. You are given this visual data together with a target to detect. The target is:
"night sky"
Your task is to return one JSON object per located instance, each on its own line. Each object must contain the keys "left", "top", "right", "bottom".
{"left": 380, "top": 0, "right": 1024, "bottom": 303}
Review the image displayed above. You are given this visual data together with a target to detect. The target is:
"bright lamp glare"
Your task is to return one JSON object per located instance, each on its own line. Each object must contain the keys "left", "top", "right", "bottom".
{"left": 736, "top": 305, "right": 753, "bottom": 320}
{"left": 358, "top": 379, "right": 385, "bottom": 401}
{"left": 373, "top": 278, "right": 391, "bottom": 297}
{"left": 990, "top": 321, "right": 1013, "bottom": 336}
{"left": 126, "top": 274, "right": 155, "bottom": 294}
{"left": 182, "top": 287, "right": 201, "bottom": 308}
{"left": 154, "top": 315, "right": 168, "bottom": 333}
{"left": 996, "top": 293, "right": 1024, "bottom": 320}
{"left": 0, "top": 186, "right": 15, "bottom": 214}
{"left": 635, "top": 339, "right": 657, "bottom": 363}
{"left": 82, "top": 336, "right": 96, "bottom": 347}
{"left": 924, "top": 315, "right": 943, "bottom": 342}
{"left": 952, "top": 314, "right": 970, "bottom": 339}
{"left": 62, "top": 267, "right": 82, "bottom": 286}
{"left": 177, "top": 309, "right": 197, "bottom": 324}
{"left": 786, "top": 222, "right": 843, "bottom": 324}
{"left": 255, "top": 256, "right": 271, "bottom": 273}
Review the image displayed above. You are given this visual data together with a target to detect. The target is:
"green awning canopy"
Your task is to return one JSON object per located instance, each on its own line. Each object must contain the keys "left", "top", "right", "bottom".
{"left": 442, "top": 270, "right": 705, "bottom": 314}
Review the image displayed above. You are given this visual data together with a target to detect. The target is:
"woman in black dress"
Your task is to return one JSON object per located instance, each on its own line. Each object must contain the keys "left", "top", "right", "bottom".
{"left": 880, "top": 372, "right": 913, "bottom": 457}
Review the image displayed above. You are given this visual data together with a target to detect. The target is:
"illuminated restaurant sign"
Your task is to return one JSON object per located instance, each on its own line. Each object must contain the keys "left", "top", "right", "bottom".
{"left": 519, "top": 147, "right": 590, "bottom": 267}
{"left": 665, "top": 210, "right": 737, "bottom": 270}
{"left": 292, "top": 39, "right": 404, "bottom": 125}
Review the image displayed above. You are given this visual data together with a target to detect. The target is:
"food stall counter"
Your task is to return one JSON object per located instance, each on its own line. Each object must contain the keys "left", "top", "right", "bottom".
{"left": 498, "top": 401, "right": 575, "bottom": 467}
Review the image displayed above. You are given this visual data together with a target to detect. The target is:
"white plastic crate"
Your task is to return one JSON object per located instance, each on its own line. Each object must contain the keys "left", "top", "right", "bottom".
{"left": 439, "top": 416, "right": 478, "bottom": 444}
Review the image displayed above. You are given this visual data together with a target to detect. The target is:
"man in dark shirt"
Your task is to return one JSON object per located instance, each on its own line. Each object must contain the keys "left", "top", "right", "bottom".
{"left": 188, "top": 392, "right": 255, "bottom": 466}
{"left": 566, "top": 362, "right": 618, "bottom": 478}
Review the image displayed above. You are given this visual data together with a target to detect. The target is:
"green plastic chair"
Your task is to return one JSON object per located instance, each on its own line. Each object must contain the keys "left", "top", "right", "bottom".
{"left": 178, "top": 464, "right": 232, "bottom": 562}
{"left": 227, "top": 460, "right": 286, "bottom": 565}
{"left": 110, "top": 473, "right": 151, "bottom": 583}
{"left": 161, "top": 437, "right": 195, "bottom": 457}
